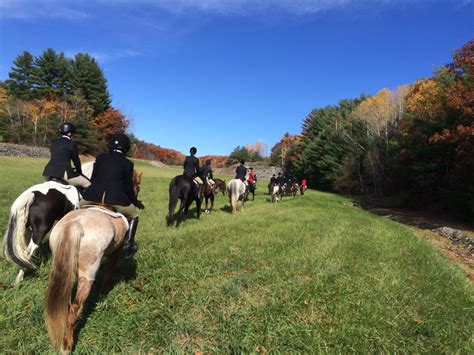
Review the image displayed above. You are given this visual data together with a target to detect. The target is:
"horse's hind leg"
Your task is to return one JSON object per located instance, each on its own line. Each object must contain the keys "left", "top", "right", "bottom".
{"left": 13, "top": 238, "right": 40, "bottom": 287}
{"left": 62, "top": 276, "right": 93, "bottom": 353}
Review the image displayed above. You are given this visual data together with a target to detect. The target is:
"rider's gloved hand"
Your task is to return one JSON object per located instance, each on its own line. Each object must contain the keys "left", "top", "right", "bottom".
{"left": 135, "top": 200, "right": 145, "bottom": 210}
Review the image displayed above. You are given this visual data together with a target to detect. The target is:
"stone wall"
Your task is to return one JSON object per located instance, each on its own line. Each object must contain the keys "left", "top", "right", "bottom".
{"left": 0, "top": 143, "right": 50, "bottom": 158}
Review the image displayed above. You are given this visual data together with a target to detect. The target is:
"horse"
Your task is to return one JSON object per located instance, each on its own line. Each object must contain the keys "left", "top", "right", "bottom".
{"left": 203, "top": 179, "right": 226, "bottom": 213}
{"left": 270, "top": 183, "right": 282, "bottom": 203}
{"left": 213, "top": 178, "right": 226, "bottom": 196}
{"left": 166, "top": 175, "right": 202, "bottom": 226}
{"left": 44, "top": 170, "right": 142, "bottom": 354}
{"left": 291, "top": 182, "right": 299, "bottom": 197}
{"left": 3, "top": 161, "right": 94, "bottom": 287}
{"left": 245, "top": 181, "right": 256, "bottom": 201}
{"left": 226, "top": 179, "right": 246, "bottom": 213}
{"left": 300, "top": 184, "right": 307, "bottom": 195}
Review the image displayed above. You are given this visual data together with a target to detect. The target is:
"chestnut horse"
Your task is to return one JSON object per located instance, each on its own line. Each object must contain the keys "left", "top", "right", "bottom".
{"left": 44, "top": 171, "right": 142, "bottom": 353}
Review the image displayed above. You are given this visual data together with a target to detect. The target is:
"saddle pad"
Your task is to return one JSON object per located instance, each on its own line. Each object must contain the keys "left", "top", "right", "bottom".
{"left": 84, "top": 206, "right": 129, "bottom": 230}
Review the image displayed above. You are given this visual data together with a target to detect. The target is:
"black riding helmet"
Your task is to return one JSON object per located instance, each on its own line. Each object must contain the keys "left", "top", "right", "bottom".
{"left": 109, "top": 133, "right": 131, "bottom": 154}
{"left": 58, "top": 122, "right": 76, "bottom": 135}
{"left": 190, "top": 147, "right": 197, "bottom": 155}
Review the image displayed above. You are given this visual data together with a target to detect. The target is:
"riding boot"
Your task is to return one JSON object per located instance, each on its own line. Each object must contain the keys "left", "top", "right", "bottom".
{"left": 198, "top": 184, "right": 204, "bottom": 200}
{"left": 123, "top": 217, "right": 139, "bottom": 259}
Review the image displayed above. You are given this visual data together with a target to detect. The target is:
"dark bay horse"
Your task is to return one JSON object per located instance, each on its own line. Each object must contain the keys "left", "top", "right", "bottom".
{"left": 166, "top": 175, "right": 202, "bottom": 226}
{"left": 3, "top": 161, "right": 94, "bottom": 286}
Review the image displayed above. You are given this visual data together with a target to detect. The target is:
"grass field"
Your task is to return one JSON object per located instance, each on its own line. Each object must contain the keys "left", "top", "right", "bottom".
{"left": 1, "top": 156, "right": 473, "bottom": 353}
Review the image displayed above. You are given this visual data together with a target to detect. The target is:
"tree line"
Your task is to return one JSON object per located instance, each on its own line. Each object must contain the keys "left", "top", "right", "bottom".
{"left": 270, "top": 40, "right": 473, "bottom": 219}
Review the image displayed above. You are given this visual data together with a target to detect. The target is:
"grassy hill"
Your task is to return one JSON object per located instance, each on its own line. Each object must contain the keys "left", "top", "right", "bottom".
{"left": 0, "top": 156, "right": 472, "bottom": 353}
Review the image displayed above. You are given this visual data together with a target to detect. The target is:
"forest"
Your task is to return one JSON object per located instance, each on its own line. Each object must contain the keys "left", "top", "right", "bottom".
{"left": 270, "top": 40, "right": 473, "bottom": 219}
{"left": 1, "top": 41, "right": 472, "bottom": 218}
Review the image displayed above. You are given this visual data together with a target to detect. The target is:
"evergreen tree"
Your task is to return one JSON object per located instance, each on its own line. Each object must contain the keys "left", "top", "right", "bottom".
{"left": 33, "top": 48, "right": 72, "bottom": 98}
{"left": 71, "top": 53, "right": 111, "bottom": 115}
{"left": 5, "top": 51, "right": 36, "bottom": 100}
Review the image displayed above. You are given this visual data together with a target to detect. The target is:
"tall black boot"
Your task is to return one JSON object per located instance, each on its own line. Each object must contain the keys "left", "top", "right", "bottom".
{"left": 123, "top": 216, "right": 139, "bottom": 258}
{"left": 198, "top": 184, "right": 204, "bottom": 200}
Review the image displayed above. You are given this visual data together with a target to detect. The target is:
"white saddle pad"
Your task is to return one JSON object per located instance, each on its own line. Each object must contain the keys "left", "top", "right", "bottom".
{"left": 83, "top": 206, "right": 129, "bottom": 230}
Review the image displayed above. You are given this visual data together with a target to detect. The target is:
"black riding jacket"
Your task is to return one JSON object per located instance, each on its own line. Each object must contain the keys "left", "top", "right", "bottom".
{"left": 82, "top": 150, "right": 139, "bottom": 207}
{"left": 200, "top": 164, "right": 213, "bottom": 180}
{"left": 276, "top": 176, "right": 286, "bottom": 185}
{"left": 235, "top": 165, "right": 246, "bottom": 180}
{"left": 183, "top": 155, "right": 200, "bottom": 178}
{"left": 43, "top": 136, "right": 82, "bottom": 179}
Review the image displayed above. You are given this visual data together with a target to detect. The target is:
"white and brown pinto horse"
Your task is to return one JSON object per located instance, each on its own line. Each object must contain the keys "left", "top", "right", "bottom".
{"left": 45, "top": 171, "right": 142, "bottom": 354}
{"left": 270, "top": 183, "right": 282, "bottom": 203}
{"left": 226, "top": 179, "right": 246, "bottom": 213}
{"left": 3, "top": 161, "right": 94, "bottom": 287}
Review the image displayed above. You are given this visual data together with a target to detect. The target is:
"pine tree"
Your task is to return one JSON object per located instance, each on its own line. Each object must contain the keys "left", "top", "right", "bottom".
{"left": 71, "top": 53, "right": 111, "bottom": 116}
{"left": 33, "top": 48, "right": 73, "bottom": 98}
{"left": 5, "top": 51, "right": 36, "bottom": 100}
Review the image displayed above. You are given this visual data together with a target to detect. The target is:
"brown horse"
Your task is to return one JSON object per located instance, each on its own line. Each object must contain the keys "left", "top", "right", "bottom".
{"left": 44, "top": 171, "right": 142, "bottom": 353}
{"left": 203, "top": 179, "right": 226, "bottom": 212}
{"left": 291, "top": 182, "right": 299, "bottom": 197}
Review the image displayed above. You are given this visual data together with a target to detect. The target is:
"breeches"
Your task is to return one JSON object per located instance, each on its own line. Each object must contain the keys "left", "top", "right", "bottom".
{"left": 64, "top": 172, "right": 91, "bottom": 188}
{"left": 194, "top": 176, "right": 203, "bottom": 184}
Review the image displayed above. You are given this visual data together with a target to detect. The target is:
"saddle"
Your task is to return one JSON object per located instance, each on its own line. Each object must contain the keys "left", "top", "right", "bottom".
{"left": 82, "top": 204, "right": 129, "bottom": 229}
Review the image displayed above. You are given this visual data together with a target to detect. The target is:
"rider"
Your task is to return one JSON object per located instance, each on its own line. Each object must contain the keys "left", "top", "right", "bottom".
{"left": 43, "top": 122, "right": 91, "bottom": 192}
{"left": 248, "top": 167, "right": 256, "bottom": 190}
{"left": 276, "top": 172, "right": 286, "bottom": 187}
{"left": 235, "top": 160, "right": 247, "bottom": 186}
{"left": 183, "top": 146, "right": 204, "bottom": 199}
{"left": 301, "top": 178, "right": 307, "bottom": 190}
{"left": 200, "top": 159, "right": 215, "bottom": 192}
{"left": 81, "top": 133, "right": 145, "bottom": 258}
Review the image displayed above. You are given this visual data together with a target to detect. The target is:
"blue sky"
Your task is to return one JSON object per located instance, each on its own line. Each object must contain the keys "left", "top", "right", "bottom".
{"left": 0, "top": 0, "right": 472, "bottom": 156}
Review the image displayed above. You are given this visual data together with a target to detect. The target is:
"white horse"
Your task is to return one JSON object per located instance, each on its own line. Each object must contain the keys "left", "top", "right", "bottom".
{"left": 226, "top": 179, "right": 246, "bottom": 213}
{"left": 45, "top": 170, "right": 142, "bottom": 354}
{"left": 271, "top": 183, "right": 282, "bottom": 203}
{"left": 3, "top": 161, "right": 94, "bottom": 286}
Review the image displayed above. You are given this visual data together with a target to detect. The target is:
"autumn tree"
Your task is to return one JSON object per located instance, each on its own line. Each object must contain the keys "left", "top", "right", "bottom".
{"left": 91, "top": 108, "right": 129, "bottom": 151}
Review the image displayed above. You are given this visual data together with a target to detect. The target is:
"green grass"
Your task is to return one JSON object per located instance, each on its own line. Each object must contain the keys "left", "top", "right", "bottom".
{"left": 1, "top": 156, "right": 473, "bottom": 353}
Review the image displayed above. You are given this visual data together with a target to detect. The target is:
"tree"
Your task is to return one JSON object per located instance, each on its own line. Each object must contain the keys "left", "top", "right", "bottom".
{"left": 91, "top": 108, "right": 129, "bottom": 151}
{"left": 71, "top": 53, "right": 111, "bottom": 115}
{"left": 5, "top": 51, "right": 36, "bottom": 100}
{"left": 33, "top": 48, "right": 72, "bottom": 98}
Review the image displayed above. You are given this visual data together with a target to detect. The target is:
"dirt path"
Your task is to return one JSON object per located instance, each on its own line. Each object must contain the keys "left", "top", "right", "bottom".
{"left": 362, "top": 204, "right": 473, "bottom": 282}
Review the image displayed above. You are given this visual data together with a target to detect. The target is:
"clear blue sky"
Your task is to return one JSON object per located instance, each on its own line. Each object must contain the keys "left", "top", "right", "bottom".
{"left": 0, "top": 0, "right": 472, "bottom": 156}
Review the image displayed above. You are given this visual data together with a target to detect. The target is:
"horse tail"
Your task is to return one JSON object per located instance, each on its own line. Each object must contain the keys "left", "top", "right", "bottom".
{"left": 230, "top": 182, "right": 238, "bottom": 213}
{"left": 166, "top": 178, "right": 179, "bottom": 225}
{"left": 3, "top": 190, "right": 36, "bottom": 269}
{"left": 45, "top": 221, "right": 81, "bottom": 350}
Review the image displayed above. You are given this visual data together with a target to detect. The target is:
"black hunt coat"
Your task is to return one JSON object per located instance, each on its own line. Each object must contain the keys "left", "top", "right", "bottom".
{"left": 200, "top": 164, "right": 213, "bottom": 180}
{"left": 235, "top": 165, "right": 246, "bottom": 181}
{"left": 83, "top": 151, "right": 139, "bottom": 206}
{"left": 43, "top": 136, "right": 82, "bottom": 179}
{"left": 183, "top": 155, "right": 200, "bottom": 178}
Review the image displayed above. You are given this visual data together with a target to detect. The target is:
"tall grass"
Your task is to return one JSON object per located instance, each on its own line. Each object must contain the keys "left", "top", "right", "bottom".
{"left": 0, "top": 156, "right": 472, "bottom": 352}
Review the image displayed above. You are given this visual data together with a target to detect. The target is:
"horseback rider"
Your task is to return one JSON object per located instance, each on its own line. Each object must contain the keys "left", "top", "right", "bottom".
{"left": 235, "top": 160, "right": 247, "bottom": 185}
{"left": 183, "top": 146, "right": 204, "bottom": 199}
{"left": 81, "top": 133, "right": 145, "bottom": 258}
{"left": 276, "top": 172, "right": 285, "bottom": 187}
{"left": 200, "top": 159, "right": 215, "bottom": 192}
{"left": 248, "top": 167, "right": 256, "bottom": 190}
{"left": 43, "top": 122, "right": 91, "bottom": 192}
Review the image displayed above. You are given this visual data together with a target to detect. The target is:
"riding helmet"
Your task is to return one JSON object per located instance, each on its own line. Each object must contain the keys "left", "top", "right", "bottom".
{"left": 58, "top": 122, "right": 77, "bottom": 135}
{"left": 190, "top": 147, "right": 197, "bottom": 155}
{"left": 109, "top": 133, "right": 131, "bottom": 153}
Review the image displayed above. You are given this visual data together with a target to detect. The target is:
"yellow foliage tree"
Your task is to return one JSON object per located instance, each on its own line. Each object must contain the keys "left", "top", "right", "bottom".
{"left": 405, "top": 78, "right": 444, "bottom": 121}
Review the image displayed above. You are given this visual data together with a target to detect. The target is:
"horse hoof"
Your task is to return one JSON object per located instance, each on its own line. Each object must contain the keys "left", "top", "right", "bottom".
{"left": 205, "top": 209, "right": 210, "bottom": 214}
